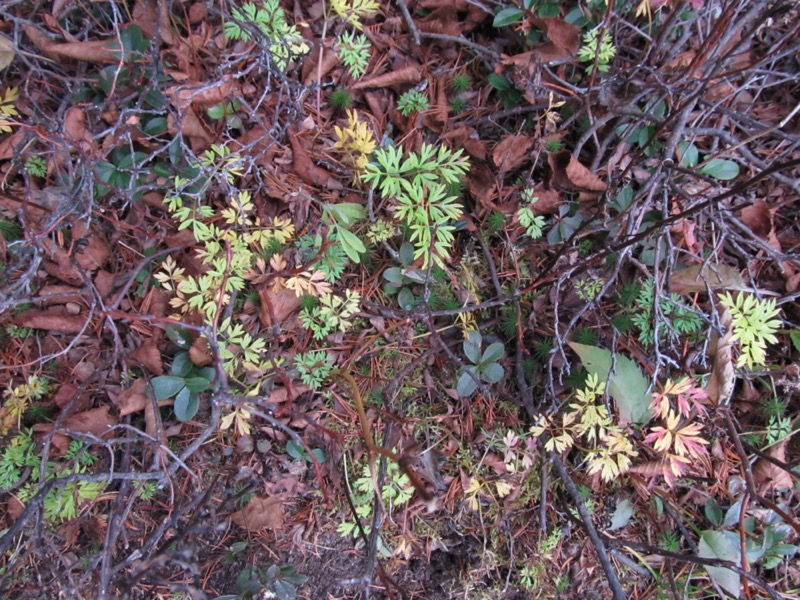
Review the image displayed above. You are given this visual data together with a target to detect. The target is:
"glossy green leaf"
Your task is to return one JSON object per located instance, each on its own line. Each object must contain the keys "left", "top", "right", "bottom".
{"left": 171, "top": 352, "right": 192, "bottom": 377}
{"left": 493, "top": 7, "right": 523, "bottom": 27}
{"left": 568, "top": 342, "right": 652, "bottom": 424}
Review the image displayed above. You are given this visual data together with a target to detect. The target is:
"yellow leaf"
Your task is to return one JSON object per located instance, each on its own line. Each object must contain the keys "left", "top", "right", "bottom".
{"left": 495, "top": 480, "right": 513, "bottom": 498}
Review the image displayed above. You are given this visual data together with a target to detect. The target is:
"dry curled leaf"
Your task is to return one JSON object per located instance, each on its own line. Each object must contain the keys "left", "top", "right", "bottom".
{"left": 0, "top": 34, "right": 16, "bottom": 70}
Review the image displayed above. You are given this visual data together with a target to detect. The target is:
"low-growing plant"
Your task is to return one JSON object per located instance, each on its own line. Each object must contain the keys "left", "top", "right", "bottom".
{"left": 24, "top": 155, "right": 47, "bottom": 177}
{"left": 363, "top": 142, "right": 469, "bottom": 269}
{"left": 223, "top": 0, "right": 310, "bottom": 70}
{"left": 0, "top": 87, "right": 19, "bottom": 133}
{"left": 293, "top": 350, "right": 335, "bottom": 390}
{"left": 336, "top": 30, "right": 371, "bottom": 79}
{"left": 149, "top": 350, "right": 216, "bottom": 421}
{"left": 457, "top": 331, "right": 505, "bottom": 396}
{"left": 396, "top": 89, "right": 430, "bottom": 116}
{"left": 332, "top": 109, "right": 376, "bottom": 174}
{"left": 578, "top": 28, "right": 616, "bottom": 73}
{"left": 517, "top": 191, "right": 546, "bottom": 240}
{"left": 719, "top": 292, "right": 781, "bottom": 369}
{"left": 329, "top": 87, "right": 353, "bottom": 109}
{"left": 299, "top": 290, "right": 361, "bottom": 340}
{"left": 632, "top": 279, "right": 703, "bottom": 347}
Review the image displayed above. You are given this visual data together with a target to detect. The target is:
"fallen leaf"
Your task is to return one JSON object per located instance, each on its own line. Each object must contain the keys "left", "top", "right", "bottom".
{"left": 752, "top": 440, "right": 793, "bottom": 494}
{"left": 116, "top": 378, "right": 149, "bottom": 416}
{"left": 0, "top": 34, "right": 15, "bottom": 70}
{"left": 258, "top": 287, "right": 302, "bottom": 327}
{"left": 231, "top": 495, "right": 284, "bottom": 531}
{"left": 669, "top": 264, "right": 746, "bottom": 295}
{"left": 14, "top": 308, "right": 90, "bottom": 333}
{"left": 706, "top": 306, "right": 735, "bottom": 406}
{"left": 289, "top": 130, "right": 340, "bottom": 188}
{"left": 548, "top": 151, "right": 607, "bottom": 192}
{"left": 23, "top": 25, "right": 118, "bottom": 63}
{"left": 492, "top": 134, "right": 533, "bottom": 172}
{"left": 130, "top": 344, "right": 163, "bottom": 374}
{"left": 529, "top": 17, "right": 581, "bottom": 52}
{"left": 351, "top": 65, "right": 422, "bottom": 90}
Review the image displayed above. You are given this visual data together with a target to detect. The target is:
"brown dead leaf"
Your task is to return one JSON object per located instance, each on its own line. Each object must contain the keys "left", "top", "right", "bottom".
{"left": 706, "top": 306, "right": 735, "bottom": 406}
{"left": 669, "top": 264, "right": 746, "bottom": 295}
{"left": 189, "top": 336, "right": 213, "bottom": 367}
{"left": 530, "top": 17, "right": 581, "bottom": 52}
{"left": 14, "top": 308, "right": 90, "bottom": 334}
{"left": 740, "top": 199, "right": 772, "bottom": 239}
{"left": 231, "top": 495, "right": 284, "bottom": 531}
{"left": 130, "top": 344, "right": 163, "bottom": 374}
{"left": 548, "top": 151, "right": 607, "bottom": 192}
{"left": 116, "top": 378, "right": 149, "bottom": 416}
{"left": 23, "top": 25, "right": 117, "bottom": 63}
{"left": 492, "top": 134, "right": 533, "bottom": 172}
{"left": 258, "top": 287, "right": 302, "bottom": 327}
{"left": 289, "top": 130, "right": 340, "bottom": 188}
{"left": 753, "top": 440, "right": 793, "bottom": 493}
{"left": 133, "top": 0, "right": 176, "bottom": 45}
{"left": 350, "top": 65, "right": 421, "bottom": 90}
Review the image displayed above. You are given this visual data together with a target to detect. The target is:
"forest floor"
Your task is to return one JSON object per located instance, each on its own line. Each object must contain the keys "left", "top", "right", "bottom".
{"left": 0, "top": 0, "right": 799, "bottom": 598}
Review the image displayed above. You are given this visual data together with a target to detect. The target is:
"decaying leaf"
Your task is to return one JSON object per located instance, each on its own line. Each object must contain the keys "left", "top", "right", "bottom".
{"left": 752, "top": 440, "right": 793, "bottom": 494}
{"left": 231, "top": 495, "right": 284, "bottom": 531}
{"left": 706, "top": 306, "right": 735, "bottom": 406}
{"left": 492, "top": 134, "right": 533, "bottom": 172}
{"left": 669, "top": 264, "right": 746, "bottom": 295}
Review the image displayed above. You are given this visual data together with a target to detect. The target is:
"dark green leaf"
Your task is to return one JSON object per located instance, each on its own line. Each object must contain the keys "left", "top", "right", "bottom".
{"left": 699, "top": 530, "right": 741, "bottom": 598}
{"left": 171, "top": 352, "right": 192, "bottom": 377}
{"left": 184, "top": 376, "right": 212, "bottom": 393}
{"left": 397, "top": 287, "right": 415, "bottom": 310}
{"left": 150, "top": 376, "right": 186, "bottom": 400}
{"left": 481, "top": 362, "right": 504, "bottom": 383}
{"left": 463, "top": 332, "right": 482, "bottom": 364}
{"left": 481, "top": 342, "right": 505, "bottom": 365}
{"left": 457, "top": 369, "right": 478, "bottom": 397}
{"left": 493, "top": 7, "right": 523, "bottom": 27}
{"left": 174, "top": 387, "right": 200, "bottom": 421}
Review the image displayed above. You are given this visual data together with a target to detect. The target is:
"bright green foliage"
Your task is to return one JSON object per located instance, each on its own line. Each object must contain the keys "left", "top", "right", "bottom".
{"left": 0, "top": 429, "right": 38, "bottom": 490}
{"left": 149, "top": 350, "right": 216, "bottom": 421}
{"left": 294, "top": 351, "right": 334, "bottom": 390}
{"left": 0, "top": 87, "right": 18, "bottom": 133}
{"left": 575, "top": 277, "right": 603, "bottom": 302}
{"left": 336, "top": 31, "right": 371, "bottom": 79}
{"left": 632, "top": 279, "right": 703, "bottom": 347}
{"left": 330, "top": 88, "right": 353, "bottom": 109}
{"left": 337, "top": 457, "right": 413, "bottom": 542}
{"left": 578, "top": 29, "right": 616, "bottom": 73}
{"left": 331, "top": 0, "right": 379, "bottom": 30}
{"left": 457, "top": 331, "right": 505, "bottom": 396}
{"left": 363, "top": 142, "right": 469, "bottom": 269}
{"left": 450, "top": 73, "right": 471, "bottom": 94}
{"left": 299, "top": 290, "right": 361, "bottom": 340}
{"left": 2, "top": 432, "right": 105, "bottom": 522}
{"left": 223, "top": 0, "right": 310, "bottom": 70}
{"left": 396, "top": 89, "right": 430, "bottom": 116}
{"left": 517, "top": 196, "right": 546, "bottom": 240}
{"left": 322, "top": 202, "right": 367, "bottom": 264}
{"left": 720, "top": 292, "right": 781, "bottom": 369}
{"left": 25, "top": 155, "right": 47, "bottom": 177}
